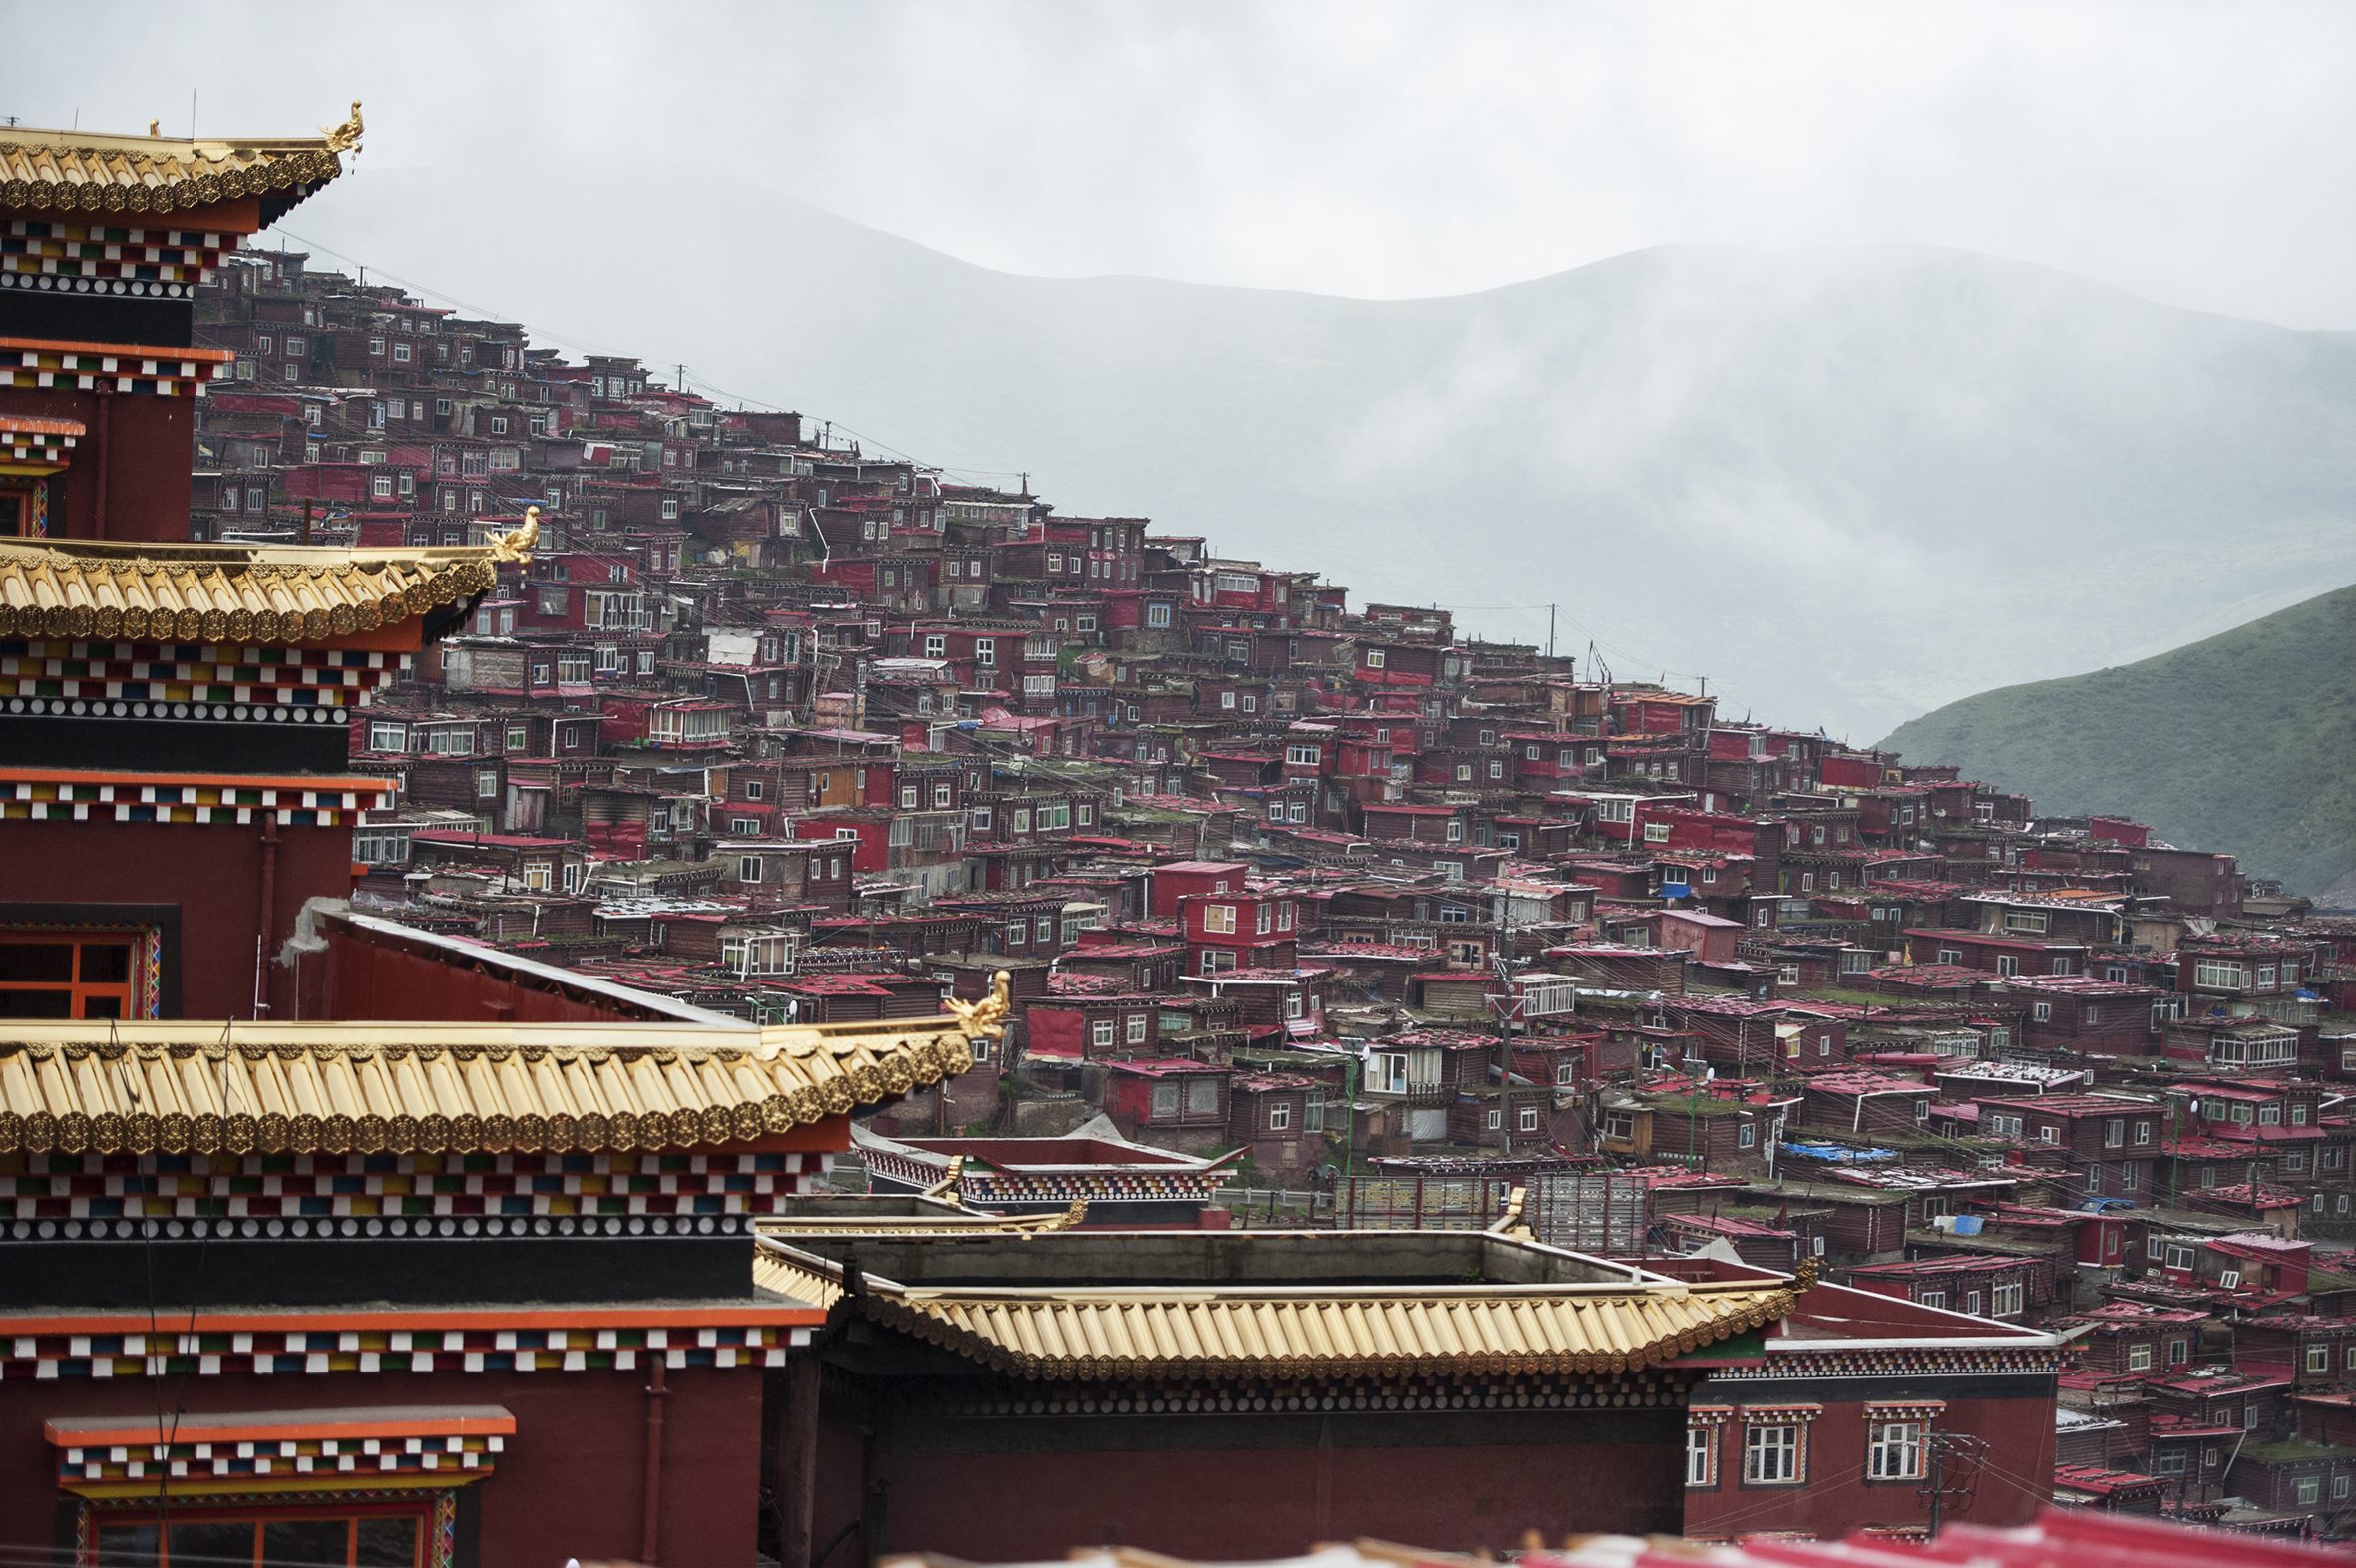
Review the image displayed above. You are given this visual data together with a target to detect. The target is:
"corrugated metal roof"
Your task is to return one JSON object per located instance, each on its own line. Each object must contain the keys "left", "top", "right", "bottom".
{"left": 754, "top": 1243, "right": 1789, "bottom": 1379}
{"left": 0, "top": 1017, "right": 974, "bottom": 1157}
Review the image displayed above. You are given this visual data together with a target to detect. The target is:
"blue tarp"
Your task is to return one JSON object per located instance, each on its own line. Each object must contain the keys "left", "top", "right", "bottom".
{"left": 1780, "top": 1142, "right": 1898, "bottom": 1163}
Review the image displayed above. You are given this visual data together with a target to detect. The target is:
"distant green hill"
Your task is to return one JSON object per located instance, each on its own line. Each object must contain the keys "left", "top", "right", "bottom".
{"left": 1876, "top": 583, "right": 2356, "bottom": 897}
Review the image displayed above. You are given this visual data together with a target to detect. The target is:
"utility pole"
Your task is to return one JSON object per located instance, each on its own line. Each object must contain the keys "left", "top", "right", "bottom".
{"left": 1493, "top": 905, "right": 1517, "bottom": 1156}
{"left": 1916, "top": 1431, "right": 1985, "bottom": 1537}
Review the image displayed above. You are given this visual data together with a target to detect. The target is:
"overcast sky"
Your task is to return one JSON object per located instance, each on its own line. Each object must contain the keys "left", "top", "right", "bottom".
{"left": 11, "top": 1, "right": 2355, "bottom": 325}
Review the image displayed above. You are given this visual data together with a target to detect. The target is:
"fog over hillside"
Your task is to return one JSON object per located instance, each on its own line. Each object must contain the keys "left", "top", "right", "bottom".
{"left": 299, "top": 173, "right": 2356, "bottom": 738}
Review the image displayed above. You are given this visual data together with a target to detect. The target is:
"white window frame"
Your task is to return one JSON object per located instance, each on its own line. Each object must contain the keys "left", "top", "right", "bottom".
{"left": 1743, "top": 1423, "right": 1803, "bottom": 1485}
{"left": 1867, "top": 1421, "right": 1923, "bottom": 1481}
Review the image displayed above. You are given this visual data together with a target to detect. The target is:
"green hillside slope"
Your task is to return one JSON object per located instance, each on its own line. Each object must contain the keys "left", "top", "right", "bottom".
{"left": 1876, "top": 583, "right": 2356, "bottom": 896}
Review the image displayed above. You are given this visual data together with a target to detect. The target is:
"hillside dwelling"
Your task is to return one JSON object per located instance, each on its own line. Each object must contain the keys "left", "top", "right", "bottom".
{"left": 1143, "top": 858, "right": 1251, "bottom": 915}
{"left": 2050, "top": 1303, "right": 2205, "bottom": 1376}
{"left": 1795, "top": 1073, "right": 1936, "bottom": 1140}
{"left": 1844, "top": 1253, "right": 2048, "bottom": 1322}
{"left": 1966, "top": 893, "right": 2129, "bottom": 947}
{"left": 2162, "top": 1016, "right": 2303, "bottom": 1073}
{"left": 1099, "top": 1057, "right": 1233, "bottom": 1151}
{"left": 1542, "top": 943, "right": 1689, "bottom": 996}
{"left": 1024, "top": 993, "right": 1164, "bottom": 1060}
{"left": 1931, "top": 1061, "right": 2090, "bottom": 1101}
{"left": 1663, "top": 1213, "right": 1803, "bottom": 1271}
{"left": 1059, "top": 939, "right": 1187, "bottom": 993}
{"left": 1360, "top": 802, "right": 1476, "bottom": 846}
{"left": 713, "top": 837, "right": 856, "bottom": 913}
{"left": 1176, "top": 889, "right": 1300, "bottom": 975}
{"left": 2236, "top": 1317, "right": 2356, "bottom": 1389}
{"left": 1733, "top": 1180, "right": 1916, "bottom": 1263}
{"left": 639, "top": 699, "right": 736, "bottom": 749}
{"left": 1970, "top": 1093, "right": 2166, "bottom": 1203}
{"left": 2223, "top": 1441, "right": 2356, "bottom": 1535}
{"left": 1904, "top": 929, "right": 2093, "bottom": 979}
{"left": 1358, "top": 1030, "right": 1504, "bottom": 1144}
{"left": 1183, "top": 967, "right": 1335, "bottom": 1036}
{"left": 2146, "top": 1367, "right": 2295, "bottom": 1446}
{"left": 1595, "top": 1084, "right": 1795, "bottom": 1177}
{"left": 2194, "top": 1233, "right": 2313, "bottom": 1302}
{"left": 1657, "top": 908, "right": 1745, "bottom": 964}
{"left": 1227, "top": 1072, "right": 1331, "bottom": 1185}
{"left": 2006, "top": 976, "right": 2174, "bottom": 1054}
{"left": 2175, "top": 935, "right": 2311, "bottom": 1005}
{"left": 2185, "top": 1082, "right": 2329, "bottom": 1155}
{"left": 406, "top": 829, "right": 591, "bottom": 895}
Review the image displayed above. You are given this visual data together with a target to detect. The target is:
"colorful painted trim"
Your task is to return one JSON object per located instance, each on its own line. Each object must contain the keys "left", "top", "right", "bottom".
{"left": 0, "top": 340, "right": 232, "bottom": 397}
{"left": 1, "top": 640, "right": 412, "bottom": 708}
{"left": 3, "top": 1322, "right": 812, "bottom": 1383}
{"left": 1749, "top": 1346, "right": 2065, "bottom": 1378}
{"left": 2, "top": 1148, "right": 830, "bottom": 1224}
{"left": 55, "top": 1427, "right": 504, "bottom": 1496}
{"left": 0, "top": 771, "right": 392, "bottom": 826}
{"left": 2, "top": 220, "right": 238, "bottom": 297}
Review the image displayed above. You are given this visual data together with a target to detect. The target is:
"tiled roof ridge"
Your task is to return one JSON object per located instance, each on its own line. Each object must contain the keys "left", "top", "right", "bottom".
{"left": 0, "top": 113, "right": 354, "bottom": 217}
{"left": 0, "top": 1018, "right": 978, "bottom": 1157}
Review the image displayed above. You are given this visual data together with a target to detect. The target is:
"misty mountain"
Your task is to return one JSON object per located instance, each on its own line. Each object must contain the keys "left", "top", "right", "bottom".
{"left": 300, "top": 173, "right": 2356, "bottom": 738}
{"left": 1877, "top": 582, "right": 2356, "bottom": 897}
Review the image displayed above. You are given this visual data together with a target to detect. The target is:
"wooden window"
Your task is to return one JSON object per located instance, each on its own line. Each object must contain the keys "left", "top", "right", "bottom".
{"left": 0, "top": 934, "right": 136, "bottom": 1019}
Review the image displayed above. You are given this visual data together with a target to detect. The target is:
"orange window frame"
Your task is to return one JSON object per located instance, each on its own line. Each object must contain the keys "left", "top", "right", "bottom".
{"left": 90, "top": 1503, "right": 429, "bottom": 1568}
{"left": 0, "top": 932, "right": 138, "bottom": 1019}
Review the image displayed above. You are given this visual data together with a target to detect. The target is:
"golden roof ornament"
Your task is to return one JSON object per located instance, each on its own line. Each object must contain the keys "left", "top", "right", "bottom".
{"left": 489, "top": 506, "right": 539, "bottom": 564}
{"left": 320, "top": 101, "right": 364, "bottom": 154}
{"left": 944, "top": 970, "right": 1013, "bottom": 1043}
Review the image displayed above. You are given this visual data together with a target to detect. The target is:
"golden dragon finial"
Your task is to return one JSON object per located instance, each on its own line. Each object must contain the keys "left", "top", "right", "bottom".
{"left": 944, "top": 969, "right": 1013, "bottom": 1043}
{"left": 321, "top": 101, "right": 365, "bottom": 154}
{"left": 490, "top": 505, "right": 539, "bottom": 564}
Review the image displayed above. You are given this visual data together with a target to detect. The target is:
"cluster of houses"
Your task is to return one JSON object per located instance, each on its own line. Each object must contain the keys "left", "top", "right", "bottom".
{"left": 0, "top": 107, "right": 2350, "bottom": 1558}
{"left": 169, "top": 233, "right": 2356, "bottom": 1538}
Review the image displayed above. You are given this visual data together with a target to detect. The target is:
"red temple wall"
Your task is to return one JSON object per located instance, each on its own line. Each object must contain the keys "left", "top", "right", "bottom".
{"left": 0, "top": 1365, "right": 762, "bottom": 1566}
{"left": 858, "top": 1438, "right": 1684, "bottom": 1558}
{"left": 0, "top": 819, "right": 353, "bottom": 1020}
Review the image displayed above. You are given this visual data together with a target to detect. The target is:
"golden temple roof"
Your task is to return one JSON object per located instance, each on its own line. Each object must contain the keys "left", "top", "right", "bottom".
{"left": 0, "top": 532, "right": 518, "bottom": 644}
{"left": 0, "top": 105, "right": 361, "bottom": 219}
{"left": 0, "top": 1017, "right": 974, "bottom": 1158}
{"left": 754, "top": 1242, "right": 1791, "bottom": 1380}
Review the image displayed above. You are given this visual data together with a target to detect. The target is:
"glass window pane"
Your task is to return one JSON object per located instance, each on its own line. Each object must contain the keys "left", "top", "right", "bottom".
{"left": 0, "top": 989, "right": 74, "bottom": 1017}
{"left": 0, "top": 943, "right": 74, "bottom": 981}
{"left": 261, "top": 1518, "right": 348, "bottom": 1568}
{"left": 355, "top": 1518, "right": 418, "bottom": 1568}
{"left": 97, "top": 1524, "right": 160, "bottom": 1568}
{"left": 83, "top": 994, "right": 126, "bottom": 1019}
{"left": 170, "top": 1521, "right": 259, "bottom": 1567}
{"left": 82, "top": 944, "right": 133, "bottom": 983}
